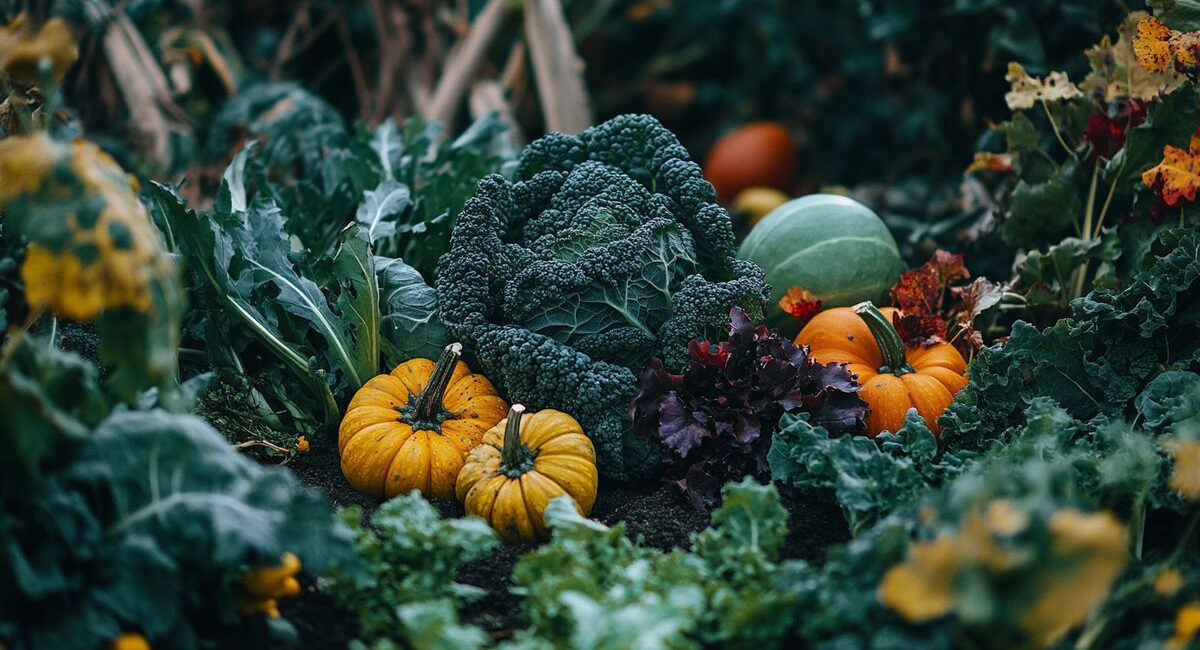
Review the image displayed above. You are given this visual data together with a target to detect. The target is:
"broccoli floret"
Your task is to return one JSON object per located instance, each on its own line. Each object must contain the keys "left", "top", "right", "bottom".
{"left": 437, "top": 114, "right": 768, "bottom": 481}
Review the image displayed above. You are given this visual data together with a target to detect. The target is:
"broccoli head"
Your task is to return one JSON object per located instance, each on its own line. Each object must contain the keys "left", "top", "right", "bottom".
{"left": 437, "top": 114, "right": 769, "bottom": 481}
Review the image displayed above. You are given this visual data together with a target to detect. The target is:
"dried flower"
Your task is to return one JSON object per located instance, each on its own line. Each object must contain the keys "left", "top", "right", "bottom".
{"left": 0, "top": 15, "right": 78, "bottom": 85}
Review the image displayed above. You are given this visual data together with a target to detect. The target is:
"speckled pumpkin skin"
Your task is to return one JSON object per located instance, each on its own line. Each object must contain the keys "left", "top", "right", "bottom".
{"left": 797, "top": 306, "right": 968, "bottom": 436}
{"left": 338, "top": 358, "right": 508, "bottom": 499}
{"left": 456, "top": 409, "right": 598, "bottom": 542}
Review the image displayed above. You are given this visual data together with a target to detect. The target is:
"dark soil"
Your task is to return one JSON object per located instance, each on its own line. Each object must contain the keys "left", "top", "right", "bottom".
{"left": 283, "top": 429, "right": 850, "bottom": 647}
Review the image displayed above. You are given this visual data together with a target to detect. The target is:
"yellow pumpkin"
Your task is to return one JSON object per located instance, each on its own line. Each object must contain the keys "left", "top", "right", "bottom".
{"left": 338, "top": 343, "right": 509, "bottom": 499}
{"left": 456, "top": 404, "right": 598, "bottom": 542}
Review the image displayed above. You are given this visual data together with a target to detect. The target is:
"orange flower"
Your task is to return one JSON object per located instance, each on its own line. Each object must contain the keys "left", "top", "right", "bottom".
{"left": 108, "top": 633, "right": 150, "bottom": 650}
{"left": 238, "top": 552, "right": 302, "bottom": 618}
{"left": 296, "top": 436, "right": 310, "bottom": 454}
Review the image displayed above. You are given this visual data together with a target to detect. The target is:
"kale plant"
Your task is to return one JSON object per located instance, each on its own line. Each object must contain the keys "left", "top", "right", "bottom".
{"left": 437, "top": 114, "right": 770, "bottom": 481}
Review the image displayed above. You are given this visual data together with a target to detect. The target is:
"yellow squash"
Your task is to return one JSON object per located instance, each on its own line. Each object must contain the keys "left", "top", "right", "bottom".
{"left": 456, "top": 404, "right": 598, "bottom": 542}
{"left": 339, "top": 343, "right": 508, "bottom": 499}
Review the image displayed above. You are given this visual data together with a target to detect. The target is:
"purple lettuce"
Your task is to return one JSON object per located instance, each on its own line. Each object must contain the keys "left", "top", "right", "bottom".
{"left": 632, "top": 306, "right": 867, "bottom": 510}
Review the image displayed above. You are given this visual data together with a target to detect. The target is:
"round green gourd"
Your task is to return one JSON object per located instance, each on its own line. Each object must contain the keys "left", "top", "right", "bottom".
{"left": 737, "top": 194, "right": 905, "bottom": 336}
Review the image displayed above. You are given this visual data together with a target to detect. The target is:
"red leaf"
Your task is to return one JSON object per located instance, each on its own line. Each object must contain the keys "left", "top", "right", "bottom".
{"left": 778, "top": 286, "right": 823, "bottom": 323}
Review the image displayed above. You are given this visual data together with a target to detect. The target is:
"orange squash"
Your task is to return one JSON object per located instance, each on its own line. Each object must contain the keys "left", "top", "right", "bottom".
{"left": 796, "top": 302, "right": 967, "bottom": 436}
{"left": 338, "top": 343, "right": 509, "bottom": 499}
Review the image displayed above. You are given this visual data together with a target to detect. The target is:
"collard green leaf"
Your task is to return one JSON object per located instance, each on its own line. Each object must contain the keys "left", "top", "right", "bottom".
{"left": 377, "top": 257, "right": 448, "bottom": 365}
{"left": 1003, "top": 164, "right": 1082, "bottom": 248}
{"left": 356, "top": 179, "right": 411, "bottom": 245}
{"left": 2, "top": 409, "right": 344, "bottom": 650}
{"left": 0, "top": 335, "right": 107, "bottom": 481}
{"left": 326, "top": 225, "right": 382, "bottom": 381}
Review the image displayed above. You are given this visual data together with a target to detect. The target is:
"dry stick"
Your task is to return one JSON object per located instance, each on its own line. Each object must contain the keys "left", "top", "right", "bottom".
{"left": 367, "top": 0, "right": 407, "bottom": 124}
{"left": 102, "top": 14, "right": 189, "bottom": 169}
{"left": 471, "top": 79, "right": 525, "bottom": 147}
{"left": 270, "top": 5, "right": 311, "bottom": 80}
{"left": 500, "top": 40, "right": 526, "bottom": 91}
{"left": 333, "top": 14, "right": 373, "bottom": 123}
{"left": 427, "top": 0, "right": 511, "bottom": 128}
{"left": 523, "top": 0, "right": 593, "bottom": 134}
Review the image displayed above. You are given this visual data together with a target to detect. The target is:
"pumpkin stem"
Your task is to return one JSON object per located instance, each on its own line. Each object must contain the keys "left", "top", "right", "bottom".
{"left": 499, "top": 404, "right": 535, "bottom": 477}
{"left": 411, "top": 343, "right": 463, "bottom": 422}
{"left": 853, "top": 302, "right": 913, "bottom": 376}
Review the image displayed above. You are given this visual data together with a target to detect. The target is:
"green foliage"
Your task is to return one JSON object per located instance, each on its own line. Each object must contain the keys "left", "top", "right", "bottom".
{"left": 324, "top": 493, "right": 498, "bottom": 646}
{"left": 511, "top": 479, "right": 802, "bottom": 650}
{"left": 206, "top": 83, "right": 512, "bottom": 279}
{"left": 436, "top": 114, "right": 769, "bottom": 480}
{"left": 0, "top": 407, "right": 345, "bottom": 650}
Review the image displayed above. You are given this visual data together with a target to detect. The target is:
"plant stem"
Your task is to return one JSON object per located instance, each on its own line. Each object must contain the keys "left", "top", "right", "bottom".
{"left": 853, "top": 302, "right": 911, "bottom": 374}
{"left": 1092, "top": 160, "right": 1126, "bottom": 239}
{"left": 411, "top": 343, "right": 463, "bottom": 422}
{"left": 1070, "top": 165, "right": 1100, "bottom": 300}
{"left": 500, "top": 404, "right": 528, "bottom": 475}
{"left": 1041, "top": 98, "right": 1076, "bottom": 159}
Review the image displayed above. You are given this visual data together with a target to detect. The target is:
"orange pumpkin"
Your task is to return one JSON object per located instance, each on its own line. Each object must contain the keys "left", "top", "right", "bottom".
{"left": 703, "top": 122, "right": 797, "bottom": 204}
{"left": 338, "top": 343, "right": 509, "bottom": 499}
{"left": 796, "top": 302, "right": 967, "bottom": 436}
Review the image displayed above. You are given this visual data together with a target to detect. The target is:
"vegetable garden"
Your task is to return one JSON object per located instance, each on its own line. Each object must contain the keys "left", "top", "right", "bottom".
{"left": 4, "top": 1, "right": 1200, "bottom": 648}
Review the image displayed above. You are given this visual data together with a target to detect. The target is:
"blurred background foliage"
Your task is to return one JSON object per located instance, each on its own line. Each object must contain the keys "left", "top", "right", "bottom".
{"left": 0, "top": 0, "right": 1132, "bottom": 181}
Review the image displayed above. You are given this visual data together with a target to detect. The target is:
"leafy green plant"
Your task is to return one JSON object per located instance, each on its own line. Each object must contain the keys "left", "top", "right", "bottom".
{"left": 323, "top": 493, "right": 497, "bottom": 646}
{"left": 0, "top": 336, "right": 344, "bottom": 650}
{"left": 772, "top": 226, "right": 1200, "bottom": 534}
{"left": 511, "top": 479, "right": 802, "bottom": 650}
{"left": 436, "top": 113, "right": 770, "bottom": 481}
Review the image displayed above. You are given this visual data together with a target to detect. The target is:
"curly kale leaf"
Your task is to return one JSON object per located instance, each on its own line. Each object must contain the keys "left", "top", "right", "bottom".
{"left": 942, "top": 226, "right": 1200, "bottom": 451}
{"left": 324, "top": 494, "right": 496, "bottom": 645}
{"left": 437, "top": 114, "right": 768, "bottom": 480}
{"left": 511, "top": 479, "right": 801, "bottom": 649}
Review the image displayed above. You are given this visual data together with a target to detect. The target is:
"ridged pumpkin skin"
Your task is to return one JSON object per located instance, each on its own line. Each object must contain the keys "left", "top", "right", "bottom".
{"left": 339, "top": 346, "right": 509, "bottom": 499}
{"left": 456, "top": 406, "right": 598, "bottom": 542}
{"left": 796, "top": 305, "right": 967, "bottom": 436}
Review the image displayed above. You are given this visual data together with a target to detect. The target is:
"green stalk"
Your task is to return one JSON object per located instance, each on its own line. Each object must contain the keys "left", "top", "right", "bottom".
{"left": 854, "top": 302, "right": 911, "bottom": 375}
{"left": 1041, "top": 98, "right": 1077, "bottom": 159}
{"left": 499, "top": 404, "right": 533, "bottom": 477}
{"left": 410, "top": 343, "right": 463, "bottom": 422}
{"left": 1070, "top": 165, "right": 1101, "bottom": 301}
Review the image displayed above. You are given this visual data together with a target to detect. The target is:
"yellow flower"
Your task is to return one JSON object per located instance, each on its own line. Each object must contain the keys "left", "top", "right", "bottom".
{"left": 0, "top": 15, "right": 78, "bottom": 85}
{"left": 1019, "top": 509, "right": 1128, "bottom": 648}
{"left": 0, "top": 134, "right": 174, "bottom": 322}
{"left": 1169, "top": 603, "right": 1200, "bottom": 649}
{"left": 1171, "top": 440, "right": 1200, "bottom": 501}
{"left": 239, "top": 552, "right": 303, "bottom": 618}
{"left": 1156, "top": 568, "right": 1186, "bottom": 598}
{"left": 296, "top": 436, "right": 310, "bottom": 454}
{"left": 878, "top": 534, "right": 960, "bottom": 622}
{"left": 0, "top": 131, "right": 55, "bottom": 202}
{"left": 108, "top": 633, "right": 150, "bottom": 650}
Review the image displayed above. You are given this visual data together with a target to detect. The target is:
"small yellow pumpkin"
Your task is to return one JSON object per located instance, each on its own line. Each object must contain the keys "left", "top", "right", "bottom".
{"left": 338, "top": 343, "right": 509, "bottom": 499}
{"left": 456, "top": 404, "right": 598, "bottom": 542}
